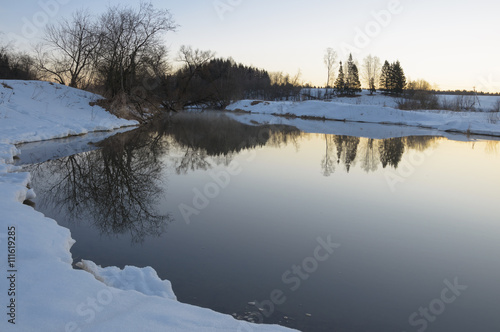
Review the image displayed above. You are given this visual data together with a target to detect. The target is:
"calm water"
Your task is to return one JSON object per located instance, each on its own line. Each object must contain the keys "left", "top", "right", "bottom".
{"left": 23, "top": 113, "right": 500, "bottom": 332}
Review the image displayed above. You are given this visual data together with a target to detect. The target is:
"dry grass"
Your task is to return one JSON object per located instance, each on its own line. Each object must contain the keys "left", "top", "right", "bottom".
{"left": 1, "top": 82, "right": 13, "bottom": 90}
{"left": 89, "top": 93, "right": 142, "bottom": 122}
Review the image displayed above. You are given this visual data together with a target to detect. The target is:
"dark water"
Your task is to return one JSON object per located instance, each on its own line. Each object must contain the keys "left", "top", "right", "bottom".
{"left": 23, "top": 113, "right": 500, "bottom": 332}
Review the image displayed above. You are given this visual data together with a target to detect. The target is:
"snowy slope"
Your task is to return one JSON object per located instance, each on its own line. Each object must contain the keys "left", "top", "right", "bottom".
{"left": 226, "top": 99, "right": 500, "bottom": 137}
{"left": 301, "top": 89, "right": 499, "bottom": 112}
{"left": 0, "top": 81, "right": 295, "bottom": 332}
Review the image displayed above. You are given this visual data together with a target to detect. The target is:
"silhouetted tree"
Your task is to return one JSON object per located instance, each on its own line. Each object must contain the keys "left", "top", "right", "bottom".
{"left": 334, "top": 61, "right": 345, "bottom": 95}
{"left": 380, "top": 60, "right": 406, "bottom": 95}
{"left": 95, "top": 2, "right": 177, "bottom": 97}
{"left": 35, "top": 10, "right": 100, "bottom": 88}
{"left": 380, "top": 60, "right": 392, "bottom": 93}
{"left": 392, "top": 61, "right": 406, "bottom": 95}
{"left": 0, "top": 45, "right": 36, "bottom": 80}
{"left": 345, "top": 54, "right": 361, "bottom": 95}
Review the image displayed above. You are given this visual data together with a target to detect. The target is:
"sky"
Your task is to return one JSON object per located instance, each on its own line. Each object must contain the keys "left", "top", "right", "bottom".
{"left": 0, "top": 0, "right": 499, "bottom": 92}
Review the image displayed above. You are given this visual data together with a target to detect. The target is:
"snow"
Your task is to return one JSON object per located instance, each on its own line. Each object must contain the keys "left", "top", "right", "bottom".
{"left": 226, "top": 95, "right": 500, "bottom": 138}
{"left": 0, "top": 80, "right": 295, "bottom": 332}
{"left": 301, "top": 89, "right": 500, "bottom": 112}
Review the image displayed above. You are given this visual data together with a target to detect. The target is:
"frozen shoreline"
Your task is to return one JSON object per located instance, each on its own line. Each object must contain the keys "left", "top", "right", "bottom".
{"left": 0, "top": 80, "right": 295, "bottom": 332}
{"left": 226, "top": 97, "right": 500, "bottom": 138}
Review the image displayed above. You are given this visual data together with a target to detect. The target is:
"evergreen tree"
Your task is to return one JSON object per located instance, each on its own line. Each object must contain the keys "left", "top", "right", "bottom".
{"left": 344, "top": 53, "right": 361, "bottom": 95}
{"left": 334, "top": 61, "right": 345, "bottom": 95}
{"left": 380, "top": 60, "right": 391, "bottom": 93}
{"left": 392, "top": 60, "right": 406, "bottom": 95}
{"left": 350, "top": 64, "right": 362, "bottom": 94}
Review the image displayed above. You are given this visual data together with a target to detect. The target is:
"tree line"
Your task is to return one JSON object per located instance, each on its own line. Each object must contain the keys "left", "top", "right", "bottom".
{"left": 324, "top": 49, "right": 406, "bottom": 96}
{"left": 0, "top": 46, "right": 36, "bottom": 80}
{"left": 2, "top": 2, "right": 496, "bottom": 115}
{"left": 0, "top": 2, "right": 307, "bottom": 113}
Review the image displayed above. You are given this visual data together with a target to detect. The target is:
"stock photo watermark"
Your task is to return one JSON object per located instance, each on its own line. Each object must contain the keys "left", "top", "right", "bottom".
{"left": 340, "top": 0, "right": 404, "bottom": 57}
{"left": 403, "top": 277, "right": 467, "bottom": 332}
{"left": 178, "top": 131, "right": 264, "bottom": 225}
{"left": 237, "top": 235, "right": 340, "bottom": 331}
{"left": 477, "top": 74, "right": 500, "bottom": 94}
{"left": 385, "top": 148, "right": 434, "bottom": 192}
{"left": 6, "top": 226, "right": 17, "bottom": 325}
{"left": 213, "top": 0, "right": 243, "bottom": 21}
{"left": 65, "top": 288, "right": 114, "bottom": 332}
{"left": 22, "top": 0, "right": 71, "bottom": 38}
{"left": 178, "top": 161, "right": 243, "bottom": 224}
{"left": 5, "top": 0, "right": 72, "bottom": 48}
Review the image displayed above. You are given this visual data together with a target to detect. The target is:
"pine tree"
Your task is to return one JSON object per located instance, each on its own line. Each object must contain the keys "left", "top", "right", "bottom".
{"left": 350, "top": 64, "right": 362, "bottom": 94}
{"left": 344, "top": 53, "right": 361, "bottom": 95}
{"left": 392, "top": 60, "right": 406, "bottom": 95}
{"left": 380, "top": 60, "right": 391, "bottom": 93}
{"left": 334, "top": 61, "right": 345, "bottom": 95}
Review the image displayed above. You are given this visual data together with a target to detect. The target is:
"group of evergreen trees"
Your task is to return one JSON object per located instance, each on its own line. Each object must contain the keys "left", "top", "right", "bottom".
{"left": 333, "top": 54, "right": 362, "bottom": 96}
{"left": 165, "top": 57, "right": 275, "bottom": 110}
{"left": 330, "top": 53, "right": 406, "bottom": 96}
{"left": 380, "top": 60, "right": 406, "bottom": 94}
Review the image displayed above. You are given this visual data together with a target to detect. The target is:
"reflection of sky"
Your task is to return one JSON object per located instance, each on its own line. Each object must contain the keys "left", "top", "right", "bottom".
{"left": 163, "top": 134, "right": 500, "bottom": 330}
{"left": 31, "top": 132, "right": 500, "bottom": 331}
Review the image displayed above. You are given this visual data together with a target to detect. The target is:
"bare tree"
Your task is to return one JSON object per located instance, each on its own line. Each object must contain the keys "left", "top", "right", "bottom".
{"left": 324, "top": 48, "right": 337, "bottom": 98}
{"left": 96, "top": 2, "right": 177, "bottom": 97}
{"left": 169, "top": 45, "right": 216, "bottom": 108}
{"left": 362, "top": 54, "right": 381, "bottom": 94}
{"left": 177, "top": 45, "right": 215, "bottom": 75}
{"left": 36, "top": 10, "right": 100, "bottom": 88}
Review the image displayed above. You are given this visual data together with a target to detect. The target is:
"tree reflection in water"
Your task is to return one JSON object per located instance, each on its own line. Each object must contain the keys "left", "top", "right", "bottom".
{"left": 321, "top": 135, "right": 438, "bottom": 176}
{"left": 30, "top": 126, "right": 171, "bottom": 243}
{"left": 28, "top": 112, "right": 301, "bottom": 242}
{"left": 27, "top": 111, "right": 440, "bottom": 241}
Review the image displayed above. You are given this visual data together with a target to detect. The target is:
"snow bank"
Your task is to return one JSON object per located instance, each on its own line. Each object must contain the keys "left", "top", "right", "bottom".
{"left": 0, "top": 80, "right": 295, "bottom": 332}
{"left": 77, "top": 260, "right": 177, "bottom": 301}
{"left": 226, "top": 99, "right": 500, "bottom": 137}
{"left": 0, "top": 80, "right": 136, "bottom": 144}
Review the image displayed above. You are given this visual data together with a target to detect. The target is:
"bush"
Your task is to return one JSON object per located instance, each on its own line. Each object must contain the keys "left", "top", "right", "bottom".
{"left": 396, "top": 90, "right": 440, "bottom": 110}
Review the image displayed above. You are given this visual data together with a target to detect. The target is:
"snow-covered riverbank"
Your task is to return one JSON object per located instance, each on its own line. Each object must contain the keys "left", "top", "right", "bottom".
{"left": 226, "top": 97, "right": 500, "bottom": 138}
{"left": 0, "top": 80, "right": 295, "bottom": 332}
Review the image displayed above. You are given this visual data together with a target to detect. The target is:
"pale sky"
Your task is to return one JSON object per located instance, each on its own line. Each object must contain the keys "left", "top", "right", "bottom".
{"left": 1, "top": 0, "right": 499, "bottom": 92}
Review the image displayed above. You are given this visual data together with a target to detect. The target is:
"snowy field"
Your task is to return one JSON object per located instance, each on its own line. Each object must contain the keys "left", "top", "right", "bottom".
{"left": 227, "top": 94, "right": 500, "bottom": 138}
{"left": 0, "top": 80, "right": 295, "bottom": 332}
{"left": 301, "top": 88, "right": 500, "bottom": 112}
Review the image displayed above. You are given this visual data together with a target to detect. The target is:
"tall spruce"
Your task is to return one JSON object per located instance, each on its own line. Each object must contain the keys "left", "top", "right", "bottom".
{"left": 380, "top": 60, "right": 391, "bottom": 93}
{"left": 380, "top": 60, "right": 406, "bottom": 95}
{"left": 345, "top": 53, "right": 361, "bottom": 95}
{"left": 392, "top": 60, "right": 406, "bottom": 94}
{"left": 350, "top": 63, "right": 362, "bottom": 94}
{"left": 334, "top": 61, "right": 345, "bottom": 95}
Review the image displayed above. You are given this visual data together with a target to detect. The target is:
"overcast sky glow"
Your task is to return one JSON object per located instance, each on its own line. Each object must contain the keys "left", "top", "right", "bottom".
{"left": 1, "top": 0, "right": 499, "bottom": 92}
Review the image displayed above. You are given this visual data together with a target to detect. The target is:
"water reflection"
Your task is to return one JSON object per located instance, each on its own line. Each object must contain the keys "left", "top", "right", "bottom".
{"left": 27, "top": 113, "right": 301, "bottom": 242}
{"left": 24, "top": 113, "right": 500, "bottom": 331}
{"left": 27, "top": 112, "right": 443, "bottom": 243}
{"left": 321, "top": 135, "right": 439, "bottom": 176}
{"left": 166, "top": 113, "right": 301, "bottom": 174}
{"left": 29, "top": 128, "right": 171, "bottom": 243}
